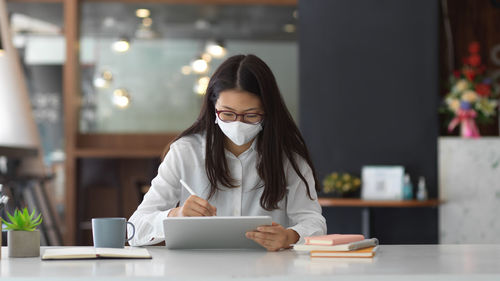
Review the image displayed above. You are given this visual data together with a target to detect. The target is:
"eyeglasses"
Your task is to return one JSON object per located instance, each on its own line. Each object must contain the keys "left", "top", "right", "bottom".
{"left": 216, "top": 110, "right": 264, "bottom": 124}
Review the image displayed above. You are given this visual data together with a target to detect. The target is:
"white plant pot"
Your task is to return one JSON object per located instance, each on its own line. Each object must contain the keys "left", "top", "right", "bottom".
{"left": 7, "top": 230, "right": 40, "bottom": 258}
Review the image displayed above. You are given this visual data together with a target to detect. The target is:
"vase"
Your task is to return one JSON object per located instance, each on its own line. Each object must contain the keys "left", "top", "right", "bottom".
{"left": 7, "top": 230, "right": 40, "bottom": 258}
{"left": 448, "top": 109, "right": 480, "bottom": 138}
{"left": 460, "top": 120, "right": 480, "bottom": 138}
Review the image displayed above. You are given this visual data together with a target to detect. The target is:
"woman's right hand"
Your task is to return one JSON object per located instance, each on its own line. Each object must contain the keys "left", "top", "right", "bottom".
{"left": 168, "top": 195, "right": 217, "bottom": 217}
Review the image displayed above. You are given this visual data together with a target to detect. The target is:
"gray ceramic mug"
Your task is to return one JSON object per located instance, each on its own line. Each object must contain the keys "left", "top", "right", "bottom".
{"left": 92, "top": 217, "right": 135, "bottom": 248}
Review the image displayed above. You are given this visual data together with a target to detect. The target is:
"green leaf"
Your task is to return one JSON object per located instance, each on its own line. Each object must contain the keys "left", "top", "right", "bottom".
{"left": 28, "top": 209, "right": 35, "bottom": 221}
{"left": 6, "top": 211, "right": 16, "bottom": 224}
{"left": 1, "top": 207, "right": 43, "bottom": 231}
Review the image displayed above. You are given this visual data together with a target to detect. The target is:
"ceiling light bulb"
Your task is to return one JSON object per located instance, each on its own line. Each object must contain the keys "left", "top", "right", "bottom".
{"left": 114, "top": 95, "right": 130, "bottom": 108}
{"left": 194, "top": 76, "right": 210, "bottom": 95}
{"left": 112, "top": 38, "right": 130, "bottom": 53}
{"left": 191, "top": 58, "right": 208, "bottom": 74}
{"left": 136, "top": 9, "right": 150, "bottom": 18}
{"left": 93, "top": 77, "right": 108, "bottom": 89}
{"left": 205, "top": 41, "right": 227, "bottom": 59}
{"left": 102, "top": 70, "right": 113, "bottom": 81}
{"left": 94, "top": 70, "right": 113, "bottom": 88}
{"left": 202, "top": 53, "right": 212, "bottom": 62}
{"left": 198, "top": 76, "right": 210, "bottom": 86}
{"left": 112, "top": 89, "right": 131, "bottom": 108}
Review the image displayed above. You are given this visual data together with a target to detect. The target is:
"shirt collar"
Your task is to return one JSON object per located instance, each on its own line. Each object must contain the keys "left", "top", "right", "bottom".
{"left": 224, "top": 137, "right": 259, "bottom": 160}
{"left": 249, "top": 136, "right": 259, "bottom": 152}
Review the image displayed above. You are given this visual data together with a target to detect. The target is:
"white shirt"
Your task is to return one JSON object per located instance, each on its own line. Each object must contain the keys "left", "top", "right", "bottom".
{"left": 128, "top": 133, "right": 327, "bottom": 246}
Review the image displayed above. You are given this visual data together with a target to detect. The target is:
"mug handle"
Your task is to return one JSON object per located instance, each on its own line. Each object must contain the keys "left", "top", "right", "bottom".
{"left": 126, "top": 221, "right": 135, "bottom": 242}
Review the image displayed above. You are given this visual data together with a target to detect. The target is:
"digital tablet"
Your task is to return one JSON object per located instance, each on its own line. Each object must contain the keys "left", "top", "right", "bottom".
{"left": 163, "top": 216, "right": 272, "bottom": 249}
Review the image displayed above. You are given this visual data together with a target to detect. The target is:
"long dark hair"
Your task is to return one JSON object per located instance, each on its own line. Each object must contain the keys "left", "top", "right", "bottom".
{"left": 172, "top": 54, "right": 319, "bottom": 210}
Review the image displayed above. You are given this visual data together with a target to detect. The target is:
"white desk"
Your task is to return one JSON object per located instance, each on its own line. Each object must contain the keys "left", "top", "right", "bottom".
{"left": 1, "top": 245, "right": 500, "bottom": 280}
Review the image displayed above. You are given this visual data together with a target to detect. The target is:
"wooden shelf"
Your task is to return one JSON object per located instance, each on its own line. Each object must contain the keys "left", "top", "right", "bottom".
{"left": 74, "top": 148, "right": 163, "bottom": 158}
{"left": 73, "top": 133, "right": 178, "bottom": 158}
{"left": 318, "top": 198, "right": 442, "bottom": 208}
{"left": 83, "top": 0, "right": 296, "bottom": 4}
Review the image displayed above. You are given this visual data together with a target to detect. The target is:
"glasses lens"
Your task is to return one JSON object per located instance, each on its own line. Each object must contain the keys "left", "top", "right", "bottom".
{"left": 244, "top": 114, "right": 262, "bottom": 124}
{"left": 219, "top": 111, "right": 236, "bottom": 122}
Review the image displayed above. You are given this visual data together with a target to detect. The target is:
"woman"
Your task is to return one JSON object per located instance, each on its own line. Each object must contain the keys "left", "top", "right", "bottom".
{"left": 129, "top": 54, "right": 326, "bottom": 251}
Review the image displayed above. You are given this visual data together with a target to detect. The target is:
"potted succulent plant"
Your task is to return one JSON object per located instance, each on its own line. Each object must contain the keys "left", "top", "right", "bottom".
{"left": 1, "top": 208, "right": 42, "bottom": 257}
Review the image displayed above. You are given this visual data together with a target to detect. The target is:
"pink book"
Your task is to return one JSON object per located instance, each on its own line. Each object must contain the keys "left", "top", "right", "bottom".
{"left": 304, "top": 234, "right": 365, "bottom": 246}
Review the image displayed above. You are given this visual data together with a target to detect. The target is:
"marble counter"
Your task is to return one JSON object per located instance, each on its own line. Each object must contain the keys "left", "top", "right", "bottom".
{"left": 439, "top": 137, "right": 500, "bottom": 244}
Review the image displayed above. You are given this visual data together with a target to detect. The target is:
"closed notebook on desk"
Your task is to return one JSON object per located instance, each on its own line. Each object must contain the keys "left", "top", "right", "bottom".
{"left": 42, "top": 247, "right": 151, "bottom": 260}
{"left": 310, "top": 246, "right": 378, "bottom": 258}
{"left": 294, "top": 238, "right": 378, "bottom": 252}
{"left": 305, "top": 234, "right": 364, "bottom": 246}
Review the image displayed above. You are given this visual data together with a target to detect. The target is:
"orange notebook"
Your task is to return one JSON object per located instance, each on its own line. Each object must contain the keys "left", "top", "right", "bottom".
{"left": 304, "top": 234, "right": 365, "bottom": 246}
{"left": 310, "top": 246, "right": 377, "bottom": 258}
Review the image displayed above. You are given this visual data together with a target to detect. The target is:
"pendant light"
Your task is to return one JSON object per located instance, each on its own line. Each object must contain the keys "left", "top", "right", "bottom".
{"left": 0, "top": 0, "right": 44, "bottom": 176}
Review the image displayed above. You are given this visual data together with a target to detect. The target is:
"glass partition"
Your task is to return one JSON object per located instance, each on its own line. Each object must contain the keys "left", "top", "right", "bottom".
{"left": 79, "top": 2, "right": 298, "bottom": 133}
{"left": 6, "top": 2, "right": 64, "bottom": 164}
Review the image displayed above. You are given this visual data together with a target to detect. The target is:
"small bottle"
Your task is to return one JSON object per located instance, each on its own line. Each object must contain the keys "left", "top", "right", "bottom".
{"left": 402, "top": 174, "right": 413, "bottom": 200}
{"left": 416, "top": 176, "right": 428, "bottom": 201}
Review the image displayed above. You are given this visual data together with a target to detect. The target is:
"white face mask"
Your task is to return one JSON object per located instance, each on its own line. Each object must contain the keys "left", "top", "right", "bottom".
{"left": 215, "top": 114, "right": 262, "bottom": 146}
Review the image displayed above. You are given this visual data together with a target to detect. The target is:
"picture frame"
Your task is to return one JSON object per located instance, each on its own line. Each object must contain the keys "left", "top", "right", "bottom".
{"left": 361, "top": 166, "right": 404, "bottom": 200}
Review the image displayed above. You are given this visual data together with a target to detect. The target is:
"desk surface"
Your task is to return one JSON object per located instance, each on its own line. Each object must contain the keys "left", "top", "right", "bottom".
{"left": 1, "top": 245, "right": 500, "bottom": 281}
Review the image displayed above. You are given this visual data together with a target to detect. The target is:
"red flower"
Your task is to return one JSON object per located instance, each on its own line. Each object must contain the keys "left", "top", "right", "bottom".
{"left": 464, "top": 69, "right": 476, "bottom": 81}
{"left": 468, "top": 41, "right": 480, "bottom": 54}
{"left": 453, "top": 70, "right": 461, "bottom": 78}
{"left": 468, "top": 54, "right": 481, "bottom": 67}
{"left": 475, "top": 83, "right": 491, "bottom": 97}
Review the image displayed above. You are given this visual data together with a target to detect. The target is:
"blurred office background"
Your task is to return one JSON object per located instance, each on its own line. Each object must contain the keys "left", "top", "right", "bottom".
{"left": 0, "top": 0, "right": 499, "bottom": 246}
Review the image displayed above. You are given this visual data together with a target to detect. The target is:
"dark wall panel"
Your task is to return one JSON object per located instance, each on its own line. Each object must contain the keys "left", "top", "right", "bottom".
{"left": 299, "top": 0, "right": 439, "bottom": 243}
{"left": 322, "top": 207, "right": 363, "bottom": 235}
{"left": 371, "top": 208, "right": 439, "bottom": 244}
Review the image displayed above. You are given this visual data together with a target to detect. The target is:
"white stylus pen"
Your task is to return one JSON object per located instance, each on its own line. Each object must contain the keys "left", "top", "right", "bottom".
{"left": 180, "top": 179, "right": 197, "bottom": 196}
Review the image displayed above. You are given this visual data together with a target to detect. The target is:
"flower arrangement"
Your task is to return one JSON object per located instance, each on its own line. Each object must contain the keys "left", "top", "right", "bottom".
{"left": 443, "top": 41, "right": 498, "bottom": 138}
{"left": 323, "top": 172, "right": 361, "bottom": 196}
{"left": 1, "top": 208, "right": 42, "bottom": 231}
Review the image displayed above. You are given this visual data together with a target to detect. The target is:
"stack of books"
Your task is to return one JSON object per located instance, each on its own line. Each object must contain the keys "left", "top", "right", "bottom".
{"left": 293, "top": 234, "right": 378, "bottom": 258}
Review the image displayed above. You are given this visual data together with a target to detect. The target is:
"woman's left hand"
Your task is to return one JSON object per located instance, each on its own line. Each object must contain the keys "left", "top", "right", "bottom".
{"left": 245, "top": 222, "right": 299, "bottom": 251}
